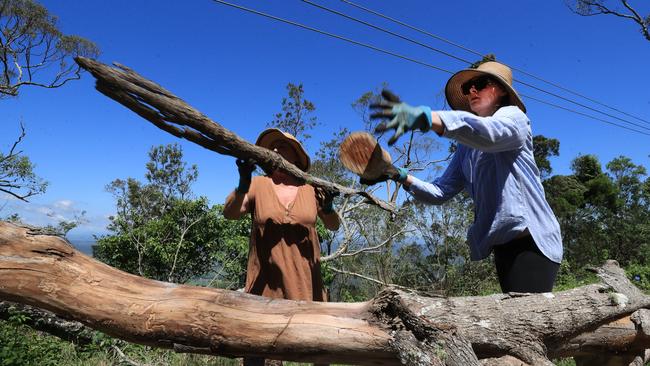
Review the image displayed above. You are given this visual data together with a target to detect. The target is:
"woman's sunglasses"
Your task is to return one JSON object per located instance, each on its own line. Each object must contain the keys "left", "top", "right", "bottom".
{"left": 461, "top": 75, "right": 495, "bottom": 95}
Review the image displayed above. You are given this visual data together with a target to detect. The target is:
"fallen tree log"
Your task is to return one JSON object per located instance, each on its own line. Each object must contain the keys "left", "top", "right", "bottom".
{"left": 1, "top": 221, "right": 650, "bottom": 365}
{"left": 72, "top": 57, "right": 394, "bottom": 213}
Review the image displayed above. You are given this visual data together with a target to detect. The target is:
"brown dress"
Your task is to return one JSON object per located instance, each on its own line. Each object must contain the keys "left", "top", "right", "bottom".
{"left": 244, "top": 176, "right": 326, "bottom": 301}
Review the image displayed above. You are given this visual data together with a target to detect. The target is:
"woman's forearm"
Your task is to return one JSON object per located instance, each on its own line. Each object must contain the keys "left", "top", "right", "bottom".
{"left": 223, "top": 190, "right": 247, "bottom": 219}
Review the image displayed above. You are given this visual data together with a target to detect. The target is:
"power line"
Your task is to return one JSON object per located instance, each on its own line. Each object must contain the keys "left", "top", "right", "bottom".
{"left": 339, "top": 0, "right": 650, "bottom": 126}
{"left": 300, "top": 0, "right": 473, "bottom": 65}
{"left": 211, "top": 0, "right": 649, "bottom": 137}
{"left": 517, "top": 79, "right": 650, "bottom": 131}
{"left": 339, "top": 0, "right": 484, "bottom": 58}
{"left": 522, "top": 93, "right": 650, "bottom": 136}
{"left": 210, "top": 0, "right": 453, "bottom": 75}
{"left": 308, "top": 0, "right": 650, "bottom": 132}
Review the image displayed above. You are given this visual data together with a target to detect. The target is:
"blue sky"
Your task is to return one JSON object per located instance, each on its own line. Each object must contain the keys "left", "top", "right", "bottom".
{"left": 3, "top": 0, "right": 649, "bottom": 241}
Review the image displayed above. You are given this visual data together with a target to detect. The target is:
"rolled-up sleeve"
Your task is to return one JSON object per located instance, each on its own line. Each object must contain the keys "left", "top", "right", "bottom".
{"left": 437, "top": 106, "right": 529, "bottom": 153}
{"left": 407, "top": 149, "right": 465, "bottom": 205}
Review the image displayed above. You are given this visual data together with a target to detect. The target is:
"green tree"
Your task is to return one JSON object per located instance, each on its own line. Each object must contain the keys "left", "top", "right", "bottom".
{"left": 545, "top": 152, "right": 650, "bottom": 284}
{"left": 571, "top": 155, "right": 619, "bottom": 210}
{"left": 94, "top": 144, "right": 249, "bottom": 285}
{"left": 268, "top": 82, "right": 318, "bottom": 141}
{"left": 0, "top": 123, "right": 47, "bottom": 201}
{"left": 1, "top": 0, "right": 98, "bottom": 201}
{"left": 606, "top": 155, "right": 647, "bottom": 206}
{"left": 0, "top": 0, "right": 99, "bottom": 98}
{"left": 533, "top": 135, "right": 560, "bottom": 179}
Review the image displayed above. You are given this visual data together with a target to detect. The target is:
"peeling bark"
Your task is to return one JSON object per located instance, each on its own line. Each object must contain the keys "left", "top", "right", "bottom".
{"left": 73, "top": 57, "right": 394, "bottom": 213}
{"left": 2, "top": 221, "right": 650, "bottom": 364}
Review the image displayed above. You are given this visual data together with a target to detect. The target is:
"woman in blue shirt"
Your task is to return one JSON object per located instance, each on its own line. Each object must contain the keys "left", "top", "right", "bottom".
{"left": 368, "top": 61, "right": 562, "bottom": 293}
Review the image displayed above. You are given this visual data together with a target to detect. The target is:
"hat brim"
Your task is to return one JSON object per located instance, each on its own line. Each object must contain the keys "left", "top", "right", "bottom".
{"left": 445, "top": 69, "right": 526, "bottom": 113}
{"left": 255, "top": 128, "right": 310, "bottom": 172}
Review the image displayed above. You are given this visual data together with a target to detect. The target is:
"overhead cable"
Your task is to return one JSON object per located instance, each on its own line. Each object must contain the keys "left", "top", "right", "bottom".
{"left": 211, "top": 0, "right": 453, "bottom": 74}
{"left": 522, "top": 94, "right": 650, "bottom": 136}
{"left": 308, "top": 0, "right": 650, "bottom": 131}
{"left": 339, "top": 0, "right": 650, "bottom": 126}
{"left": 300, "top": 0, "right": 474, "bottom": 65}
{"left": 211, "top": 0, "right": 649, "bottom": 137}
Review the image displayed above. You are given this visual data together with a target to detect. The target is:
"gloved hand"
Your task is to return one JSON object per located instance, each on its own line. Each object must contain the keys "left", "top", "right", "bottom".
{"left": 235, "top": 158, "right": 256, "bottom": 193}
{"left": 359, "top": 164, "right": 408, "bottom": 186}
{"left": 315, "top": 187, "right": 338, "bottom": 214}
{"left": 370, "top": 90, "right": 432, "bottom": 145}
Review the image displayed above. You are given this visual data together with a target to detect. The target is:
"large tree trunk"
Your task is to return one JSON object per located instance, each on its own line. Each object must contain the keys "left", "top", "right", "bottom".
{"left": 2, "top": 222, "right": 650, "bottom": 365}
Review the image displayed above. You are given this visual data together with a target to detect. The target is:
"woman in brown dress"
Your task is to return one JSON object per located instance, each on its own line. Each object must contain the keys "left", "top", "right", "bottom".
{"left": 223, "top": 128, "right": 339, "bottom": 366}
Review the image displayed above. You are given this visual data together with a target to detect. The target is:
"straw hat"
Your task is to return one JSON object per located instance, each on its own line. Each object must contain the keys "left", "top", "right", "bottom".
{"left": 445, "top": 61, "right": 526, "bottom": 113}
{"left": 255, "top": 128, "right": 310, "bottom": 172}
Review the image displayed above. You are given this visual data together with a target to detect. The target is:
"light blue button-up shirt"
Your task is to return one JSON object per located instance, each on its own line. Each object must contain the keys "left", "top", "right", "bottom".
{"left": 406, "top": 106, "right": 563, "bottom": 263}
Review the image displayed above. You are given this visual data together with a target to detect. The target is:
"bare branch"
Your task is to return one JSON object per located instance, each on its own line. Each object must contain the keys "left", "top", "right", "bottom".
{"left": 568, "top": 0, "right": 650, "bottom": 41}
{"left": 111, "top": 345, "right": 145, "bottom": 366}
{"left": 76, "top": 57, "right": 394, "bottom": 212}
{"left": 329, "top": 265, "right": 410, "bottom": 290}
{"left": 167, "top": 214, "right": 204, "bottom": 282}
{"left": 323, "top": 227, "right": 413, "bottom": 261}
{"left": 341, "top": 229, "right": 414, "bottom": 258}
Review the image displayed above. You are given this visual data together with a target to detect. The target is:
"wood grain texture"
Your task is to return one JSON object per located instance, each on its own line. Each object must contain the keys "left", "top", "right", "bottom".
{"left": 339, "top": 132, "right": 392, "bottom": 180}
{"left": 3, "top": 225, "right": 650, "bottom": 364}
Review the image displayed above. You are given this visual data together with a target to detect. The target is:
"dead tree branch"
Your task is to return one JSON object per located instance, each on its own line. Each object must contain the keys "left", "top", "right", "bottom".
{"left": 74, "top": 57, "right": 394, "bottom": 213}
{"left": 568, "top": 0, "right": 650, "bottom": 41}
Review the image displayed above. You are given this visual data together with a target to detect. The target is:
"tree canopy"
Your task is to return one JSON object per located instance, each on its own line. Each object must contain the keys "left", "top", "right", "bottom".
{"left": 0, "top": 0, "right": 99, "bottom": 98}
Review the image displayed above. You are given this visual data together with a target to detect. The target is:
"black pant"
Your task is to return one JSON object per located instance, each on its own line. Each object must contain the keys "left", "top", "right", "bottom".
{"left": 493, "top": 235, "right": 559, "bottom": 293}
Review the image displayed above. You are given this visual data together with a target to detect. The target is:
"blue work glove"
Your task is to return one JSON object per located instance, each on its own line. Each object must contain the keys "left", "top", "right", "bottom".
{"left": 235, "top": 158, "right": 256, "bottom": 193}
{"left": 370, "top": 90, "right": 432, "bottom": 146}
{"left": 359, "top": 165, "right": 408, "bottom": 186}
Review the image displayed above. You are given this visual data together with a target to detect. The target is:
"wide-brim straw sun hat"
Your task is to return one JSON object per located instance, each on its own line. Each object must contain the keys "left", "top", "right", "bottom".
{"left": 255, "top": 128, "right": 310, "bottom": 172}
{"left": 445, "top": 61, "right": 526, "bottom": 113}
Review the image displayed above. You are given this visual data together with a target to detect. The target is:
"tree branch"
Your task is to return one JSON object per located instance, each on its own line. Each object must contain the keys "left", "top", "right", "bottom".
{"left": 569, "top": 0, "right": 650, "bottom": 41}
{"left": 75, "top": 57, "right": 394, "bottom": 213}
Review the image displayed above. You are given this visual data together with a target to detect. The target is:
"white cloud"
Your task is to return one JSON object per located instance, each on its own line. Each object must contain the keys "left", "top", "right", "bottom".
{"left": 53, "top": 200, "right": 75, "bottom": 211}
{"left": 2, "top": 198, "right": 111, "bottom": 240}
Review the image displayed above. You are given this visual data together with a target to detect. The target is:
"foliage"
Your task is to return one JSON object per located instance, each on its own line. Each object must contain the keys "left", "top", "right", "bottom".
{"left": 0, "top": 0, "right": 99, "bottom": 98}
{"left": 0, "top": 124, "right": 48, "bottom": 201}
{"left": 1, "top": 316, "right": 344, "bottom": 365}
{"left": 626, "top": 263, "right": 650, "bottom": 293}
{"left": 1, "top": 0, "right": 98, "bottom": 203}
{"left": 545, "top": 153, "right": 650, "bottom": 277}
{"left": 204, "top": 206, "right": 251, "bottom": 290}
{"left": 533, "top": 135, "right": 560, "bottom": 179}
{"left": 469, "top": 53, "right": 496, "bottom": 69}
{"left": 267, "top": 82, "right": 318, "bottom": 142}
{"left": 0, "top": 315, "right": 94, "bottom": 366}
{"left": 95, "top": 199, "right": 246, "bottom": 284}
{"left": 94, "top": 144, "right": 250, "bottom": 285}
